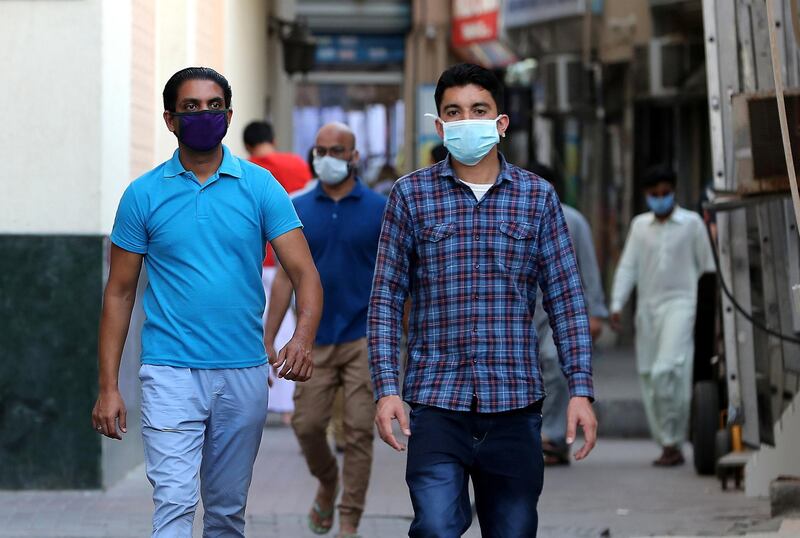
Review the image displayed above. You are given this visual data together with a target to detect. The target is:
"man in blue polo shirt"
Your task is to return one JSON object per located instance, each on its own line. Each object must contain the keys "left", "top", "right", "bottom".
{"left": 91, "top": 67, "right": 323, "bottom": 538}
{"left": 264, "top": 122, "right": 386, "bottom": 538}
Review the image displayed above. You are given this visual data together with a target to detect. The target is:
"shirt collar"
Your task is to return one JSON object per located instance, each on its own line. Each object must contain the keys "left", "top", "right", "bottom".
{"left": 437, "top": 153, "right": 515, "bottom": 185}
{"left": 314, "top": 177, "right": 365, "bottom": 200}
{"left": 162, "top": 145, "right": 243, "bottom": 179}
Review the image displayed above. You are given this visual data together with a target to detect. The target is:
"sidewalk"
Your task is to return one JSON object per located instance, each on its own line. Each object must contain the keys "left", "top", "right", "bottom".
{"left": 0, "top": 423, "right": 780, "bottom": 537}
{"left": 592, "top": 341, "right": 650, "bottom": 438}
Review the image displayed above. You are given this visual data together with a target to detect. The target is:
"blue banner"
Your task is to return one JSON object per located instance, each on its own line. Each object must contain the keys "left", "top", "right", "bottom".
{"left": 314, "top": 34, "right": 405, "bottom": 66}
{"left": 503, "top": 0, "right": 603, "bottom": 29}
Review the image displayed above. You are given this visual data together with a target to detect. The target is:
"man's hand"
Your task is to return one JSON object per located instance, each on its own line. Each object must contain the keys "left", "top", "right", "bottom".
{"left": 271, "top": 337, "right": 313, "bottom": 382}
{"left": 92, "top": 389, "right": 127, "bottom": 440}
{"left": 375, "top": 395, "right": 410, "bottom": 451}
{"left": 589, "top": 316, "right": 604, "bottom": 340}
{"left": 566, "top": 396, "right": 597, "bottom": 460}
{"left": 609, "top": 311, "right": 623, "bottom": 332}
{"left": 264, "top": 340, "right": 277, "bottom": 387}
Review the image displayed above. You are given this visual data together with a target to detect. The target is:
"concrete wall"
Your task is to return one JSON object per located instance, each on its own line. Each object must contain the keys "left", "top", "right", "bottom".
{"left": 224, "top": 0, "right": 272, "bottom": 156}
{"left": 0, "top": 0, "right": 103, "bottom": 235}
{"left": 745, "top": 392, "right": 800, "bottom": 497}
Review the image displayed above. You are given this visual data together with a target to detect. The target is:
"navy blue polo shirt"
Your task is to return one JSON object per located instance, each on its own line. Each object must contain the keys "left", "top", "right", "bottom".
{"left": 293, "top": 180, "right": 386, "bottom": 345}
{"left": 111, "top": 145, "right": 302, "bottom": 368}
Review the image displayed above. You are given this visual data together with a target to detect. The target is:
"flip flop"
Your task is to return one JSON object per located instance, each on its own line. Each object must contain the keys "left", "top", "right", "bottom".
{"left": 308, "top": 483, "right": 340, "bottom": 535}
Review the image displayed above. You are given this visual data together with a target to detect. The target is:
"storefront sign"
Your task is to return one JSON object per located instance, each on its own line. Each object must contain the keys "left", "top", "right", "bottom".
{"left": 315, "top": 34, "right": 405, "bottom": 66}
{"left": 451, "top": 0, "right": 500, "bottom": 47}
{"left": 503, "top": 0, "right": 584, "bottom": 29}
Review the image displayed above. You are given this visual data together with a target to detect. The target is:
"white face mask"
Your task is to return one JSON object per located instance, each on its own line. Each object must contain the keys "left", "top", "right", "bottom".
{"left": 314, "top": 155, "right": 350, "bottom": 185}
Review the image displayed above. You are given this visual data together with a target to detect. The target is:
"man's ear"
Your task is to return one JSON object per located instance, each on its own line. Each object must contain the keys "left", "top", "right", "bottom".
{"left": 497, "top": 114, "right": 510, "bottom": 138}
{"left": 226, "top": 108, "right": 233, "bottom": 126}
{"left": 164, "top": 111, "right": 177, "bottom": 134}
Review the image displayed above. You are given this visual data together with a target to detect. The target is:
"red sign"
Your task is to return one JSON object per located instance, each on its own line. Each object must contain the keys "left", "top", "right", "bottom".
{"left": 452, "top": 0, "right": 500, "bottom": 47}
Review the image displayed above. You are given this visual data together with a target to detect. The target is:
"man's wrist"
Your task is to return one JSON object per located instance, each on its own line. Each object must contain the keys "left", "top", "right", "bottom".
{"left": 99, "top": 384, "right": 120, "bottom": 395}
{"left": 291, "top": 328, "right": 315, "bottom": 348}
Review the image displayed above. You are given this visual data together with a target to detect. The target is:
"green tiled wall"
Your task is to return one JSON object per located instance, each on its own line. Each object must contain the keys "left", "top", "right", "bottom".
{"left": 0, "top": 235, "right": 103, "bottom": 488}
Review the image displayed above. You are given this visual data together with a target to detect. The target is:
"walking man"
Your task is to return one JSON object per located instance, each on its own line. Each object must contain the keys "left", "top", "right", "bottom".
{"left": 368, "top": 63, "right": 597, "bottom": 537}
{"left": 610, "top": 165, "right": 714, "bottom": 466}
{"left": 529, "top": 163, "right": 608, "bottom": 465}
{"left": 244, "top": 120, "right": 314, "bottom": 424}
{"left": 91, "top": 67, "right": 323, "bottom": 537}
{"left": 244, "top": 120, "right": 313, "bottom": 193}
{"left": 265, "top": 122, "right": 386, "bottom": 537}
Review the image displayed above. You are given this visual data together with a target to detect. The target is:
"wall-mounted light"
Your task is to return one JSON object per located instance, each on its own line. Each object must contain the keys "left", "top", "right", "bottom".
{"left": 268, "top": 16, "right": 317, "bottom": 76}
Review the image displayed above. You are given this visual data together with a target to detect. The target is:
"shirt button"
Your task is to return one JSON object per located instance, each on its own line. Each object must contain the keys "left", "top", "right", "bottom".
{"left": 474, "top": 264, "right": 479, "bottom": 269}
{"left": 474, "top": 235, "right": 480, "bottom": 241}
{"left": 473, "top": 294, "right": 478, "bottom": 300}
{"left": 332, "top": 214, "right": 338, "bottom": 219}
{"left": 472, "top": 327, "right": 478, "bottom": 333}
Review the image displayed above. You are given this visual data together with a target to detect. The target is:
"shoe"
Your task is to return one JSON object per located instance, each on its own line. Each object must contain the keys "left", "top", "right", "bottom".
{"left": 652, "top": 446, "right": 685, "bottom": 467}
{"left": 542, "top": 439, "right": 570, "bottom": 466}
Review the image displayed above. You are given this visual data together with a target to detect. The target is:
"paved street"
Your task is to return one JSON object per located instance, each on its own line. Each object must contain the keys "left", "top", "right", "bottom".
{"left": 0, "top": 422, "right": 783, "bottom": 538}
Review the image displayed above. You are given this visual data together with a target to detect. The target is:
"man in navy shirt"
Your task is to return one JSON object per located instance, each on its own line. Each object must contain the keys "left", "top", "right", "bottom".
{"left": 265, "top": 122, "right": 386, "bottom": 538}
{"left": 91, "top": 67, "right": 322, "bottom": 537}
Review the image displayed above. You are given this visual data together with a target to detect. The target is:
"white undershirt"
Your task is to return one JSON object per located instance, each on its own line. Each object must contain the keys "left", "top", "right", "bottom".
{"left": 459, "top": 179, "right": 493, "bottom": 201}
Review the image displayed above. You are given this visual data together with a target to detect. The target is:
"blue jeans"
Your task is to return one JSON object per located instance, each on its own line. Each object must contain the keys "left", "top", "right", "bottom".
{"left": 140, "top": 364, "right": 269, "bottom": 537}
{"left": 406, "top": 402, "right": 544, "bottom": 538}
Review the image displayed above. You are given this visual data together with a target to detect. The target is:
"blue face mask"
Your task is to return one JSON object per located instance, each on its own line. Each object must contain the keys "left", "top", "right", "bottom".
{"left": 426, "top": 114, "right": 505, "bottom": 166}
{"left": 646, "top": 192, "right": 675, "bottom": 216}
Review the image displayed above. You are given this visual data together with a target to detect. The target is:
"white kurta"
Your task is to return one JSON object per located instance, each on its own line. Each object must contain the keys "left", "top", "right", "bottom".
{"left": 611, "top": 207, "right": 715, "bottom": 446}
{"left": 262, "top": 267, "right": 297, "bottom": 414}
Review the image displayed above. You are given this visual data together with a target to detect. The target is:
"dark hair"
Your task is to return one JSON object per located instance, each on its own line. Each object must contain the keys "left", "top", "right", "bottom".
{"left": 434, "top": 63, "right": 504, "bottom": 114}
{"left": 162, "top": 67, "right": 232, "bottom": 112}
{"left": 641, "top": 164, "right": 677, "bottom": 189}
{"left": 527, "top": 161, "right": 565, "bottom": 201}
{"left": 243, "top": 121, "right": 275, "bottom": 147}
{"left": 430, "top": 143, "right": 448, "bottom": 163}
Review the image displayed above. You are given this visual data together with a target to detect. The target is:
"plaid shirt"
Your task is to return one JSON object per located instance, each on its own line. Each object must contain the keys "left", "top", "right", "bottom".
{"left": 367, "top": 155, "right": 594, "bottom": 412}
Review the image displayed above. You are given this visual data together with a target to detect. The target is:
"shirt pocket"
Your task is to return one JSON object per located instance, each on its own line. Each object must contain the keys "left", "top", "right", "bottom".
{"left": 497, "top": 221, "right": 536, "bottom": 270}
{"left": 415, "top": 222, "right": 457, "bottom": 276}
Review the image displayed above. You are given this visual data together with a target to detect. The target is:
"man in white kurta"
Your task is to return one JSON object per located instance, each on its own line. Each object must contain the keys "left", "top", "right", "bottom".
{"left": 611, "top": 167, "right": 714, "bottom": 466}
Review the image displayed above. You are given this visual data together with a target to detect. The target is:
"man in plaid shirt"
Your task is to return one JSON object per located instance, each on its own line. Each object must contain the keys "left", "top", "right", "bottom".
{"left": 367, "top": 63, "right": 598, "bottom": 537}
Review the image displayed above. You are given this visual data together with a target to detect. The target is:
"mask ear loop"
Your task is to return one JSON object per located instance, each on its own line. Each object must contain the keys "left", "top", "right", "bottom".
{"left": 426, "top": 112, "right": 508, "bottom": 138}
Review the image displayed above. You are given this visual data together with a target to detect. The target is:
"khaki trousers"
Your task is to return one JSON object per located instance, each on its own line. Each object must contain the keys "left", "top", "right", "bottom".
{"left": 291, "top": 338, "right": 376, "bottom": 528}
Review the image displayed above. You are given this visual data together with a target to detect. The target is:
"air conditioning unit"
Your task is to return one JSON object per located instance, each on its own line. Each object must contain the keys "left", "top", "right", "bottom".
{"left": 732, "top": 90, "right": 800, "bottom": 194}
{"left": 538, "top": 54, "right": 590, "bottom": 115}
{"left": 640, "top": 35, "right": 704, "bottom": 97}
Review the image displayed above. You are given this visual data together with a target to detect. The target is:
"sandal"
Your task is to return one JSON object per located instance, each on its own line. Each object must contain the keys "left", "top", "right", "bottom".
{"left": 308, "top": 482, "right": 340, "bottom": 535}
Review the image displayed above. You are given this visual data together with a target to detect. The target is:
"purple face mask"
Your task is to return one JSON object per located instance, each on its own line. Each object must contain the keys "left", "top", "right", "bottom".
{"left": 171, "top": 109, "right": 229, "bottom": 152}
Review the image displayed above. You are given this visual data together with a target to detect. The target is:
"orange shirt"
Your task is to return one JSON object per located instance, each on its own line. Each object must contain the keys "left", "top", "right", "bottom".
{"left": 250, "top": 152, "right": 313, "bottom": 266}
